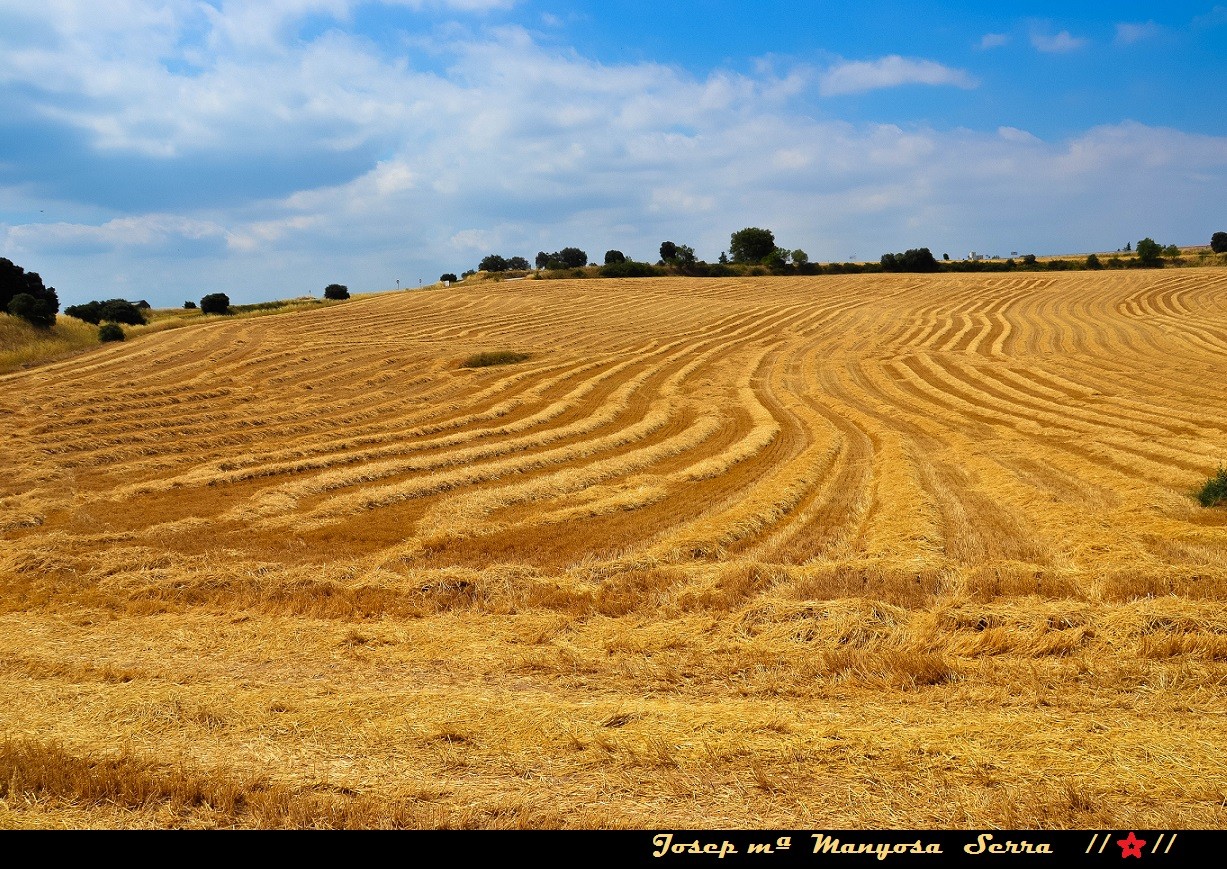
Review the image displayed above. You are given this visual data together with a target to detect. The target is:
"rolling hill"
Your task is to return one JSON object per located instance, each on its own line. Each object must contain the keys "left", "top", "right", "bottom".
{"left": 2, "top": 271, "right": 1226, "bottom": 828}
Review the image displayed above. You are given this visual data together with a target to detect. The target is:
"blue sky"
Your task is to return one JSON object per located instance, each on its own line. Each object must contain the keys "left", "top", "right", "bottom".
{"left": 2, "top": 1, "right": 1226, "bottom": 306}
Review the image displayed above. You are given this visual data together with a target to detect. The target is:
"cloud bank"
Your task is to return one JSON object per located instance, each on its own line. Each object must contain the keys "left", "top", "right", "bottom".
{"left": 1, "top": 2, "right": 1225, "bottom": 304}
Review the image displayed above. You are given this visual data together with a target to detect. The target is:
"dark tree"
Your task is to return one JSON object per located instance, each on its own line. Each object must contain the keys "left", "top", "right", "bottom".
{"left": 1, "top": 257, "right": 59, "bottom": 324}
{"left": 184, "top": 300, "right": 197, "bottom": 309}
{"left": 200, "top": 292, "right": 232, "bottom": 315}
{"left": 729, "top": 228, "right": 776, "bottom": 263}
{"left": 479, "top": 254, "right": 509, "bottom": 273}
{"left": 604, "top": 250, "right": 626, "bottom": 265}
{"left": 535, "top": 251, "right": 550, "bottom": 269}
{"left": 1212, "top": 232, "right": 1227, "bottom": 254}
{"left": 1136, "top": 238, "right": 1163, "bottom": 266}
{"left": 440, "top": 273, "right": 458, "bottom": 283}
{"left": 881, "top": 248, "right": 939, "bottom": 272}
{"left": 7, "top": 293, "right": 57, "bottom": 328}
{"left": 555, "top": 247, "right": 588, "bottom": 268}
{"left": 99, "top": 323, "right": 125, "bottom": 342}
{"left": 1086, "top": 254, "right": 1104, "bottom": 270}
{"left": 506, "top": 256, "right": 531, "bottom": 271}
{"left": 100, "top": 299, "right": 146, "bottom": 325}
{"left": 66, "top": 299, "right": 144, "bottom": 325}
{"left": 324, "top": 283, "right": 350, "bottom": 300}
{"left": 659, "top": 241, "right": 678, "bottom": 263}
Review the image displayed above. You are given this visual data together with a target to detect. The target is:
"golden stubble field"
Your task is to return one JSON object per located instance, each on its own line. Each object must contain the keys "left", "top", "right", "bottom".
{"left": 1, "top": 271, "right": 1226, "bottom": 829}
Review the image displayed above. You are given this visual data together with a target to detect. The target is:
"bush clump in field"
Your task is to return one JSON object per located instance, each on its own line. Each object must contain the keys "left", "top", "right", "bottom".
{"left": 200, "top": 293, "right": 231, "bottom": 315}
{"left": 461, "top": 350, "right": 531, "bottom": 368}
{"left": 324, "top": 283, "right": 349, "bottom": 300}
{"left": 64, "top": 299, "right": 146, "bottom": 326}
{"left": 1197, "top": 467, "right": 1227, "bottom": 507}
{"left": 98, "top": 323, "right": 125, "bottom": 342}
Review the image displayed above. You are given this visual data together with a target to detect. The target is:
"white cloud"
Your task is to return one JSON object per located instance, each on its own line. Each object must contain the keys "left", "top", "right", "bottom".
{"left": 1, "top": 4, "right": 1226, "bottom": 305}
{"left": 1114, "top": 21, "right": 1162, "bottom": 45}
{"left": 978, "top": 33, "right": 1009, "bottom": 50}
{"left": 1030, "top": 30, "right": 1088, "bottom": 53}
{"left": 819, "top": 55, "right": 977, "bottom": 96}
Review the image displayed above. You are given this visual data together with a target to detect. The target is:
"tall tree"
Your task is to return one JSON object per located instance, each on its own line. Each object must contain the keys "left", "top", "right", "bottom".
{"left": 729, "top": 228, "right": 776, "bottom": 263}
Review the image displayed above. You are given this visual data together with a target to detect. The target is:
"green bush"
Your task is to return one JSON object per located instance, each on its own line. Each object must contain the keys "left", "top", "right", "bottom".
{"left": 600, "top": 260, "right": 661, "bottom": 278}
{"left": 200, "top": 293, "right": 231, "bottom": 315}
{"left": 1197, "top": 467, "right": 1227, "bottom": 507}
{"left": 98, "top": 323, "right": 125, "bottom": 342}
{"left": 460, "top": 351, "right": 531, "bottom": 368}
{"left": 7, "top": 292, "right": 56, "bottom": 328}
{"left": 324, "top": 283, "right": 349, "bottom": 300}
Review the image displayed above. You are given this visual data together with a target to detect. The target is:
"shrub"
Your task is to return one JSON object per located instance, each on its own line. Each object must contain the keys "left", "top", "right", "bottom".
{"left": 600, "top": 260, "right": 661, "bottom": 278}
{"left": 881, "top": 248, "right": 939, "bottom": 272}
{"left": 1086, "top": 254, "right": 1103, "bottom": 270}
{"left": 1197, "top": 467, "right": 1227, "bottom": 507}
{"left": 1212, "top": 232, "right": 1227, "bottom": 254}
{"left": 460, "top": 350, "right": 531, "bottom": 368}
{"left": 98, "top": 323, "right": 125, "bottom": 342}
{"left": 184, "top": 301, "right": 197, "bottom": 309}
{"left": 200, "top": 293, "right": 231, "bottom": 315}
{"left": 7, "top": 293, "right": 56, "bottom": 328}
{"left": 324, "top": 283, "right": 350, "bottom": 300}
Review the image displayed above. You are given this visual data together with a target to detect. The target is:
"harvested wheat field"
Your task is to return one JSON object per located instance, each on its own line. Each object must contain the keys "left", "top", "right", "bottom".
{"left": 2, "top": 270, "right": 1227, "bottom": 829}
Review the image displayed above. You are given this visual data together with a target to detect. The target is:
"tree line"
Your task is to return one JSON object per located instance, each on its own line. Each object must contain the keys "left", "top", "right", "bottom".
{"left": 458, "top": 229, "right": 1223, "bottom": 281}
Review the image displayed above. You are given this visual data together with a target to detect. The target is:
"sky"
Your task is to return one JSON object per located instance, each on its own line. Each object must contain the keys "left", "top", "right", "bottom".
{"left": 2, "top": 1, "right": 1226, "bottom": 306}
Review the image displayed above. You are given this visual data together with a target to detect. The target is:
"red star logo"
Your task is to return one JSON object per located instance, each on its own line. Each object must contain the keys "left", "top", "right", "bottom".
{"left": 1117, "top": 832, "right": 1147, "bottom": 859}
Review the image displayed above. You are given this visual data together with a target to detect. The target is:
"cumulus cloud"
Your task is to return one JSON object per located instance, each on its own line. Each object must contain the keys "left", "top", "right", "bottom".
{"left": 819, "top": 56, "right": 977, "bottom": 96}
{"left": 1, "top": 3, "right": 1226, "bottom": 305}
{"left": 1030, "top": 30, "right": 1088, "bottom": 53}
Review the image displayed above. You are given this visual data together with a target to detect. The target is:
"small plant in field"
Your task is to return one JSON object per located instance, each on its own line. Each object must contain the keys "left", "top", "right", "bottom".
{"left": 98, "top": 323, "right": 125, "bottom": 342}
{"left": 1196, "top": 467, "right": 1227, "bottom": 507}
{"left": 460, "top": 350, "right": 530, "bottom": 368}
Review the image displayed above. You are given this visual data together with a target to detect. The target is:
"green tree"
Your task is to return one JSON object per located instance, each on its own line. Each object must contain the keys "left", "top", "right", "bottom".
{"left": 479, "top": 254, "right": 509, "bottom": 273}
{"left": 506, "top": 256, "right": 531, "bottom": 271}
{"left": 764, "top": 248, "right": 791, "bottom": 271}
{"left": 604, "top": 250, "right": 626, "bottom": 265}
{"left": 1086, "top": 254, "right": 1104, "bottom": 270}
{"left": 200, "top": 293, "right": 231, "bottom": 315}
{"left": 1, "top": 257, "right": 59, "bottom": 324}
{"left": 659, "top": 241, "right": 677, "bottom": 263}
{"left": 729, "top": 228, "right": 776, "bottom": 263}
{"left": 1212, "top": 232, "right": 1227, "bottom": 254}
{"left": 881, "top": 248, "right": 939, "bottom": 272}
{"left": 1136, "top": 238, "right": 1162, "bottom": 266}
{"left": 440, "top": 273, "right": 458, "bottom": 283}
{"left": 7, "top": 292, "right": 56, "bottom": 328}
{"left": 792, "top": 250, "right": 809, "bottom": 265}
{"left": 324, "top": 283, "right": 350, "bottom": 300}
{"left": 555, "top": 247, "right": 588, "bottom": 268}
